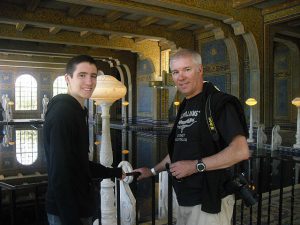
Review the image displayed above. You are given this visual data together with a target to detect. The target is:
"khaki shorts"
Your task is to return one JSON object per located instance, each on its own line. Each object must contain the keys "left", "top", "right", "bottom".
{"left": 176, "top": 195, "right": 235, "bottom": 225}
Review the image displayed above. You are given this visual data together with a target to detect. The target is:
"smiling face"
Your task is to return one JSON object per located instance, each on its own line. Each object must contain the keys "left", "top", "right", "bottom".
{"left": 170, "top": 55, "right": 203, "bottom": 99}
{"left": 65, "top": 62, "right": 97, "bottom": 107}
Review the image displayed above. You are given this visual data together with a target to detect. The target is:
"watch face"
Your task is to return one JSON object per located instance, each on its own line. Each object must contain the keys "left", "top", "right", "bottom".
{"left": 197, "top": 162, "right": 205, "bottom": 172}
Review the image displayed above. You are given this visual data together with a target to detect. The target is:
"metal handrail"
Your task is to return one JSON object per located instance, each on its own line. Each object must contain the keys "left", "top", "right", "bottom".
{"left": 112, "top": 152, "right": 300, "bottom": 225}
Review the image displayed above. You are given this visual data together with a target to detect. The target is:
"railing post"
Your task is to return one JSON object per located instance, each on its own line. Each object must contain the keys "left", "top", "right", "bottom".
{"left": 290, "top": 161, "right": 296, "bottom": 225}
{"left": 278, "top": 159, "right": 284, "bottom": 225}
{"left": 35, "top": 186, "right": 39, "bottom": 224}
{"left": 167, "top": 173, "right": 172, "bottom": 225}
{"left": 0, "top": 186, "right": 2, "bottom": 221}
{"left": 116, "top": 179, "right": 121, "bottom": 225}
{"left": 10, "top": 190, "right": 16, "bottom": 225}
{"left": 249, "top": 157, "right": 255, "bottom": 225}
{"left": 256, "top": 156, "right": 264, "bottom": 225}
{"left": 151, "top": 176, "right": 155, "bottom": 225}
{"left": 267, "top": 157, "right": 273, "bottom": 225}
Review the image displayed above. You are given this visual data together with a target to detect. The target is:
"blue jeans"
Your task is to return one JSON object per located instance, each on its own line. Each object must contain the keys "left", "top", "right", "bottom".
{"left": 47, "top": 213, "right": 93, "bottom": 225}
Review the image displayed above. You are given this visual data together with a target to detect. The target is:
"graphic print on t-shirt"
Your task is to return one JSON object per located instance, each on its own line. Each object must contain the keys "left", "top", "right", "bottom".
{"left": 172, "top": 93, "right": 204, "bottom": 206}
{"left": 176, "top": 110, "right": 201, "bottom": 142}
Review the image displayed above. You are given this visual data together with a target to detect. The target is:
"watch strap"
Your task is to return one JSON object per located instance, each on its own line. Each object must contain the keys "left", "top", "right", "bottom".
{"left": 150, "top": 168, "right": 157, "bottom": 176}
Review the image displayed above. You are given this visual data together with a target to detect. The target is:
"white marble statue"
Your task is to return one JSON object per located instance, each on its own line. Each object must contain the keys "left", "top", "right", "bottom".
{"left": 2, "top": 94, "right": 7, "bottom": 120}
{"left": 271, "top": 125, "right": 282, "bottom": 151}
{"left": 1, "top": 94, "right": 6, "bottom": 108}
{"left": 5, "top": 95, "right": 11, "bottom": 121}
{"left": 42, "top": 94, "right": 49, "bottom": 119}
{"left": 257, "top": 124, "right": 267, "bottom": 149}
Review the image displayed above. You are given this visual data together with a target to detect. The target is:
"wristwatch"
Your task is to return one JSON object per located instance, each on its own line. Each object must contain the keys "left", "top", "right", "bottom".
{"left": 196, "top": 160, "right": 206, "bottom": 172}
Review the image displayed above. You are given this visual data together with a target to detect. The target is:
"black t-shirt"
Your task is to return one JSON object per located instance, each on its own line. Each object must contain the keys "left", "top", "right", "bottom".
{"left": 172, "top": 92, "right": 245, "bottom": 206}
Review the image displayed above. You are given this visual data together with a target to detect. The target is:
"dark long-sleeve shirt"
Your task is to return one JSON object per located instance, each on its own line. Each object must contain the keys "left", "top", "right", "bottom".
{"left": 43, "top": 94, "right": 122, "bottom": 225}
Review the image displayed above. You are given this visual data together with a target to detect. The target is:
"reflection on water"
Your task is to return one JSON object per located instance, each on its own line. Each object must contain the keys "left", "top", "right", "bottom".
{"left": 0, "top": 123, "right": 169, "bottom": 220}
{"left": 0, "top": 125, "right": 38, "bottom": 165}
{"left": 1, "top": 125, "right": 13, "bottom": 147}
{"left": 0, "top": 124, "right": 46, "bottom": 177}
{"left": 1, "top": 123, "right": 299, "bottom": 222}
{"left": 16, "top": 129, "right": 38, "bottom": 165}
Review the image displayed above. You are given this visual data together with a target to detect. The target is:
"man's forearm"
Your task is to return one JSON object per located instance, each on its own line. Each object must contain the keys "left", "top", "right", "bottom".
{"left": 153, "top": 154, "right": 171, "bottom": 174}
{"left": 202, "top": 135, "right": 250, "bottom": 171}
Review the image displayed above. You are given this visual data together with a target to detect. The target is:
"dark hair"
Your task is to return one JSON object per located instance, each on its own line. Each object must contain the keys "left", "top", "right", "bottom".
{"left": 66, "top": 55, "right": 98, "bottom": 77}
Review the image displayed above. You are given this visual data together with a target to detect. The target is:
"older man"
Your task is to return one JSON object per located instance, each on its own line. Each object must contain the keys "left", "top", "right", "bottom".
{"left": 135, "top": 49, "right": 249, "bottom": 225}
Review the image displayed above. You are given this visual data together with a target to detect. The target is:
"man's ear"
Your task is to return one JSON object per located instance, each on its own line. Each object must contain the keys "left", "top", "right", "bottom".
{"left": 198, "top": 65, "right": 203, "bottom": 74}
{"left": 65, "top": 74, "right": 69, "bottom": 83}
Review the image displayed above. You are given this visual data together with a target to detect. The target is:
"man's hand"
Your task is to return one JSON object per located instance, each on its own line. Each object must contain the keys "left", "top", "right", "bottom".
{"left": 169, "top": 160, "right": 198, "bottom": 179}
{"left": 121, "top": 170, "right": 126, "bottom": 180}
{"left": 133, "top": 167, "right": 153, "bottom": 180}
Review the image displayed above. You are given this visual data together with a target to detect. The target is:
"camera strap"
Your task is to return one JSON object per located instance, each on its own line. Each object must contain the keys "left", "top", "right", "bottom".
{"left": 205, "top": 93, "right": 221, "bottom": 149}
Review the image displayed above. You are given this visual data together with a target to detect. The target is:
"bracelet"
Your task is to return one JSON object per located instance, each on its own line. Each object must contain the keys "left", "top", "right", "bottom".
{"left": 150, "top": 168, "right": 157, "bottom": 176}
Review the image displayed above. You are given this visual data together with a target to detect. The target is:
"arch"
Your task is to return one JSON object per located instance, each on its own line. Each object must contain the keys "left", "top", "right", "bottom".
{"left": 53, "top": 75, "right": 67, "bottom": 96}
{"left": 224, "top": 37, "right": 240, "bottom": 98}
{"left": 115, "top": 65, "right": 127, "bottom": 123}
{"left": 242, "top": 32, "right": 260, "bottom": 125}
{"left": 196, "top": 28, "right": 240, "bottom": 97}
{"left": 274, "top": 38, "right": 300, "bottom": 121}
{"left": 16, "top": 129, "right": 38, "bottom": 165}
{"left": 225, "top": 20, "right": 261, "bottom": 123}
{"left": 15, "top": 74, "right": 37, "bottom": 110}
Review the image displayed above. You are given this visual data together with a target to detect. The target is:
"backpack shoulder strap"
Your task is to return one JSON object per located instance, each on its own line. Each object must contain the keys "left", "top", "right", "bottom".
{"left": 205, "top": 93, "right": 249, "bottom": 175}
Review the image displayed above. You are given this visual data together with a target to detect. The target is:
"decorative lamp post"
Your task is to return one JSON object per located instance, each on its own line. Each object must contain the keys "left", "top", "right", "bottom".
{"left": 122, "top": 101, "right": 129, "bottom": 126}
{"left": 122, "top": 101, "right": 129, "bottom": 106}
{"left": 174, "top": 101, "right": 180, "bottom": 115}
{"left": 122, "top": 149, "right": 129, "bottom": 161}
{"left": 245, "top": 98, "right": 257, "bottom": 143}
{"left": 90, "top": 75, "right": 127, "bottom": 225}
{"left": 292, "top": 97, "right": 300, "bottom": 149}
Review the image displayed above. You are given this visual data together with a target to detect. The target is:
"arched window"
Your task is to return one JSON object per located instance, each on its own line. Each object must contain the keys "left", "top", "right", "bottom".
{"left": 16, "top": 129, "right": 38, "bottom": 165}
{"left": 53, "top": 76, "right": 67, "bottom": 96}
{"left": 15, "top": 74, "right": 37, "bottom": 110}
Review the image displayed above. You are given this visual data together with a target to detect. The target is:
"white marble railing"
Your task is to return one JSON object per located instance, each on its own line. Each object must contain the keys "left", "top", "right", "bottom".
{"left": 118, "top": 161, "right": 136, "bottom": 225}
{"left": 93, "top": 161, "right": 136, "bottom": 225}
{"left": 158, "top": 171, "right": 178, "bottom": 221}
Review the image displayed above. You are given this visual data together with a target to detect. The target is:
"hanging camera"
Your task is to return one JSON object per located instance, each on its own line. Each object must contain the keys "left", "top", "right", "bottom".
{"left": 225, "top": 172, "right": 257, "bottom": 207}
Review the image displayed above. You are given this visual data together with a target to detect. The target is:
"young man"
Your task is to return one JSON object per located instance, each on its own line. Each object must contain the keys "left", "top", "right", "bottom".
{"left": 43, "top": 55, "right": 123, "bottom": 225}
{"left": 135, "top": 49, "right": 250, "bottom": 225}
